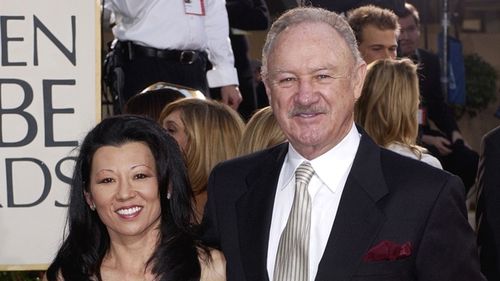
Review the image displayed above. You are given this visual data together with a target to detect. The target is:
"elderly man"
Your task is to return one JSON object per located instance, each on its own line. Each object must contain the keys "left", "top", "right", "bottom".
{"left": 398, "top": 2, "right": 478, "bottom": 192}
{"left": 203, "top": 7, "right": 484, "bottom": 281}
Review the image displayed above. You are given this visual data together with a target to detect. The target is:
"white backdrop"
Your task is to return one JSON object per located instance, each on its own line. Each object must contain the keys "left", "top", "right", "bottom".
{"left": 0, "top": 0, "right": 100, "bottom": 269}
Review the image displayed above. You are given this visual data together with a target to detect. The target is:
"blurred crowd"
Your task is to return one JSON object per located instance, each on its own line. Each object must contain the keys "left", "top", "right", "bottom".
{"left": 34, "top": 1, "right": 500, "bottom": 281}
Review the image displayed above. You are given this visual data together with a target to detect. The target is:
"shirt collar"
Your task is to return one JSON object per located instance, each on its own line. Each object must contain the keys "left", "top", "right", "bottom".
{"left": 279, "top": 123, "right": 361, "bottom": 192}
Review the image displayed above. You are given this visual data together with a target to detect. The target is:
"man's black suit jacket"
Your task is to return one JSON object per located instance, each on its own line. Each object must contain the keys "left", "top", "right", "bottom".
{"left": 476, "top": 126, "right": 500, "bottom": 280}
{"left": 416, "top": 48, "right": 459, "bottom": 138}
{"left": 203, "top": 131, "right": 484, "bottom": 281}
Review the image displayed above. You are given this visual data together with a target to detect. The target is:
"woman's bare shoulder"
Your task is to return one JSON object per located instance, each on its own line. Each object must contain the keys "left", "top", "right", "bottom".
{"left": 199, "top": 248, "right": 226, "bottom": 281}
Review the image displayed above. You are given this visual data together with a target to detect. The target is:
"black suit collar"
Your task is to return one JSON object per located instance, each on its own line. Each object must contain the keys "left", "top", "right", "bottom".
{"left": 236, "top": 132, "right": 388, "bottom": 281}
{"left": 315, "top": 129, "right": 388, "bottom": 280}
{"left": 236, "top": 143, "right": 288, "bottom": 281}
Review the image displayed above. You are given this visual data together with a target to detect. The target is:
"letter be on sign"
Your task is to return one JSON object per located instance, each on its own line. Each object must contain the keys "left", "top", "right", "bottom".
{"left": 0, "top": 79, "right": 37, "bottom": 147}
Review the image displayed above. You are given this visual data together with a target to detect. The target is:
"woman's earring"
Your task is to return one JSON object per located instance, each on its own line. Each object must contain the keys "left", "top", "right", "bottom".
{"left": 90, "top": 202, "right": 96, "bottom": 211}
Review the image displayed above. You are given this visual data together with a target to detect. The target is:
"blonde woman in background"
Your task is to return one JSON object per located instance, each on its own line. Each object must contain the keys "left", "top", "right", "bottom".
{"left": 355, "top": 58, "right": 442, "bottom": 169}
{"left": 159, "top": 98, "right": 244, "bottom": 222}
{"left": 238, "top": 106, "right": 286, "bottom": 156}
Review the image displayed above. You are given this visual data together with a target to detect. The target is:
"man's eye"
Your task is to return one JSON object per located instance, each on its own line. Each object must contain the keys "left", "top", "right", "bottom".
{"left": 280, "top": 77, "right": 296, "bottom": 83}
{"left": 316, "top": 74, "right": 331, "bottom": 80}
{"left": 277, "top": 77, "right": 297, "bottom": 87}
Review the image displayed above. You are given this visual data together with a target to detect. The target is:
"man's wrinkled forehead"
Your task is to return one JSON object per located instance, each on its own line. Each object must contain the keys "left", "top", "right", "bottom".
{"left": 268, "top": 22, "right": 356, "bottom": 64}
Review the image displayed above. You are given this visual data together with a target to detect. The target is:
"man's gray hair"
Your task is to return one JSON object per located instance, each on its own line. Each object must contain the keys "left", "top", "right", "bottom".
{"left": 261, "top": 7, "right": 363, "bottom": 80}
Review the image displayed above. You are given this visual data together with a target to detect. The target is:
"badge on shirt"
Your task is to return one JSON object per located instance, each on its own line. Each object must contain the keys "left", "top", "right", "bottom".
{"left": 418, "top": 106, "right": 427, "bottom": 125}
{"left": 184, "top": 0, "right": 205, "bottom": 16}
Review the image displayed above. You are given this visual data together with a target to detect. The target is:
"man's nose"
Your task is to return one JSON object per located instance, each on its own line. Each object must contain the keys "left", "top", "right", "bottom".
{"left": 399, "top": 30, "right": 409, "bottom": 40}
{"left": 385, "top": 49, "right": 396, "bottom": 60}
{"left": 295, "top": 79, "right": 316, "bottom": 105}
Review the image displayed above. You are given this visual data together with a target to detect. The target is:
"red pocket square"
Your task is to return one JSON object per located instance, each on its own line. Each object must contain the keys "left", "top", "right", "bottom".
{"left": 363, "top": 240, "right": 412, "bottom": 262}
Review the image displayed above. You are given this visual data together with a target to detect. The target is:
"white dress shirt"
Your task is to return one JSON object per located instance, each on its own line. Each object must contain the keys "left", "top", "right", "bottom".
{"left": 104, "top": 0, "right": 238, "bottom": 87}
{"left": 267, "top": 124, "right": 361, "bottom": 281}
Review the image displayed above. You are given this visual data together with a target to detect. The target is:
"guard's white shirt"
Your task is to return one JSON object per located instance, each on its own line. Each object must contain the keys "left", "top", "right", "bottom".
{"left": 267, "top": 123, "right": 361, "bottom": 281}
{"left": 104, "top": 0, "right": 238, "bottom": 87}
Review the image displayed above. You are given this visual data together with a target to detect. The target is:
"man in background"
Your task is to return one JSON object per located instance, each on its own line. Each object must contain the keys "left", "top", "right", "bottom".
{"left": 103, "top": 0, "right": 242, "bottom": 113}
{"left": 347, "top": 5, "right": 399, "bottom": 64}
{"left": 476, "top": 125, "right": 500, "bottom": 280}
{"left": 398, "top": 2, "right": 478, "bottom": 192}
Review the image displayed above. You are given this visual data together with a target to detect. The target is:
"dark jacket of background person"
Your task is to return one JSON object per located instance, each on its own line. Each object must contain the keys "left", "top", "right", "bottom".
{"left": 223, "top": 0, "right": 270, "bottom": 120}
{"left": 413, "top": 48, "right": 479, "bottom": 191}
{"left": 476, "top": 126, "right": 500, "bottom": 280}
{"left": 414, "top": 48, "right": 459, "bottom": 138}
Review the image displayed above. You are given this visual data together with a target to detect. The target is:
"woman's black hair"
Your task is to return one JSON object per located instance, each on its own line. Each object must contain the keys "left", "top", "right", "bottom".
{"left": 123, "top": 88, "right": 185, "bottom": 121}
{"left": 46, "top": 115, "right": 201, "bottom": 281}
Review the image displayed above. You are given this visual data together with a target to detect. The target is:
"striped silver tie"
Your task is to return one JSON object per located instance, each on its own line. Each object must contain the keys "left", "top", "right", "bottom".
{"left": 274, "top": 161, "right": 315, "bottom": 281}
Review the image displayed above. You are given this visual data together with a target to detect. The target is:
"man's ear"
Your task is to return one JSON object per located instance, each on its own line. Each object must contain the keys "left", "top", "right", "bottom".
{"left": 353, "top": 62, "right": 367, "bottom": 100}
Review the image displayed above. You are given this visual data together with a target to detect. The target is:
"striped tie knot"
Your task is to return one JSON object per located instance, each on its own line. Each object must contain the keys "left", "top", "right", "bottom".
{"left": 295, "top": 161, "right": 314, "bottom": 186}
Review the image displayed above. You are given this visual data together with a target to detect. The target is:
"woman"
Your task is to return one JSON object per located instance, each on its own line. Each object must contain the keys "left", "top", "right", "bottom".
{"left": 123, "top": 87, "right": 185, "bottom": 121}
{"left": 123, "top": 81, "right": 206, "bottom": 121}
{"left": 159, "top": 98, "right": 244, "bottom": 222}
{"left": 238, "top": 106, "right": 286, "bottom": 156}
{"left": 355, "top": 58, "right": 442, "bottom": 169}
{"left": 44, "top": 115, "right": 224, "bottom": 281}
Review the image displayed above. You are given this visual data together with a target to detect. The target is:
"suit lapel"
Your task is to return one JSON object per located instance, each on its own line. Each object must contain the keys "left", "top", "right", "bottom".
{"left": 236, "top": 144, "right": 288, "bottom": 281}
{"left": 316, "top": 132, "right": 388, "bottom": 281}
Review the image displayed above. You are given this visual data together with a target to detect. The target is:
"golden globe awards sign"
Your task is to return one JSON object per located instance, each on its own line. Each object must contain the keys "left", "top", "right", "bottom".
{"left": 0, "top": 0, "right": 100, "bottom": 269}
